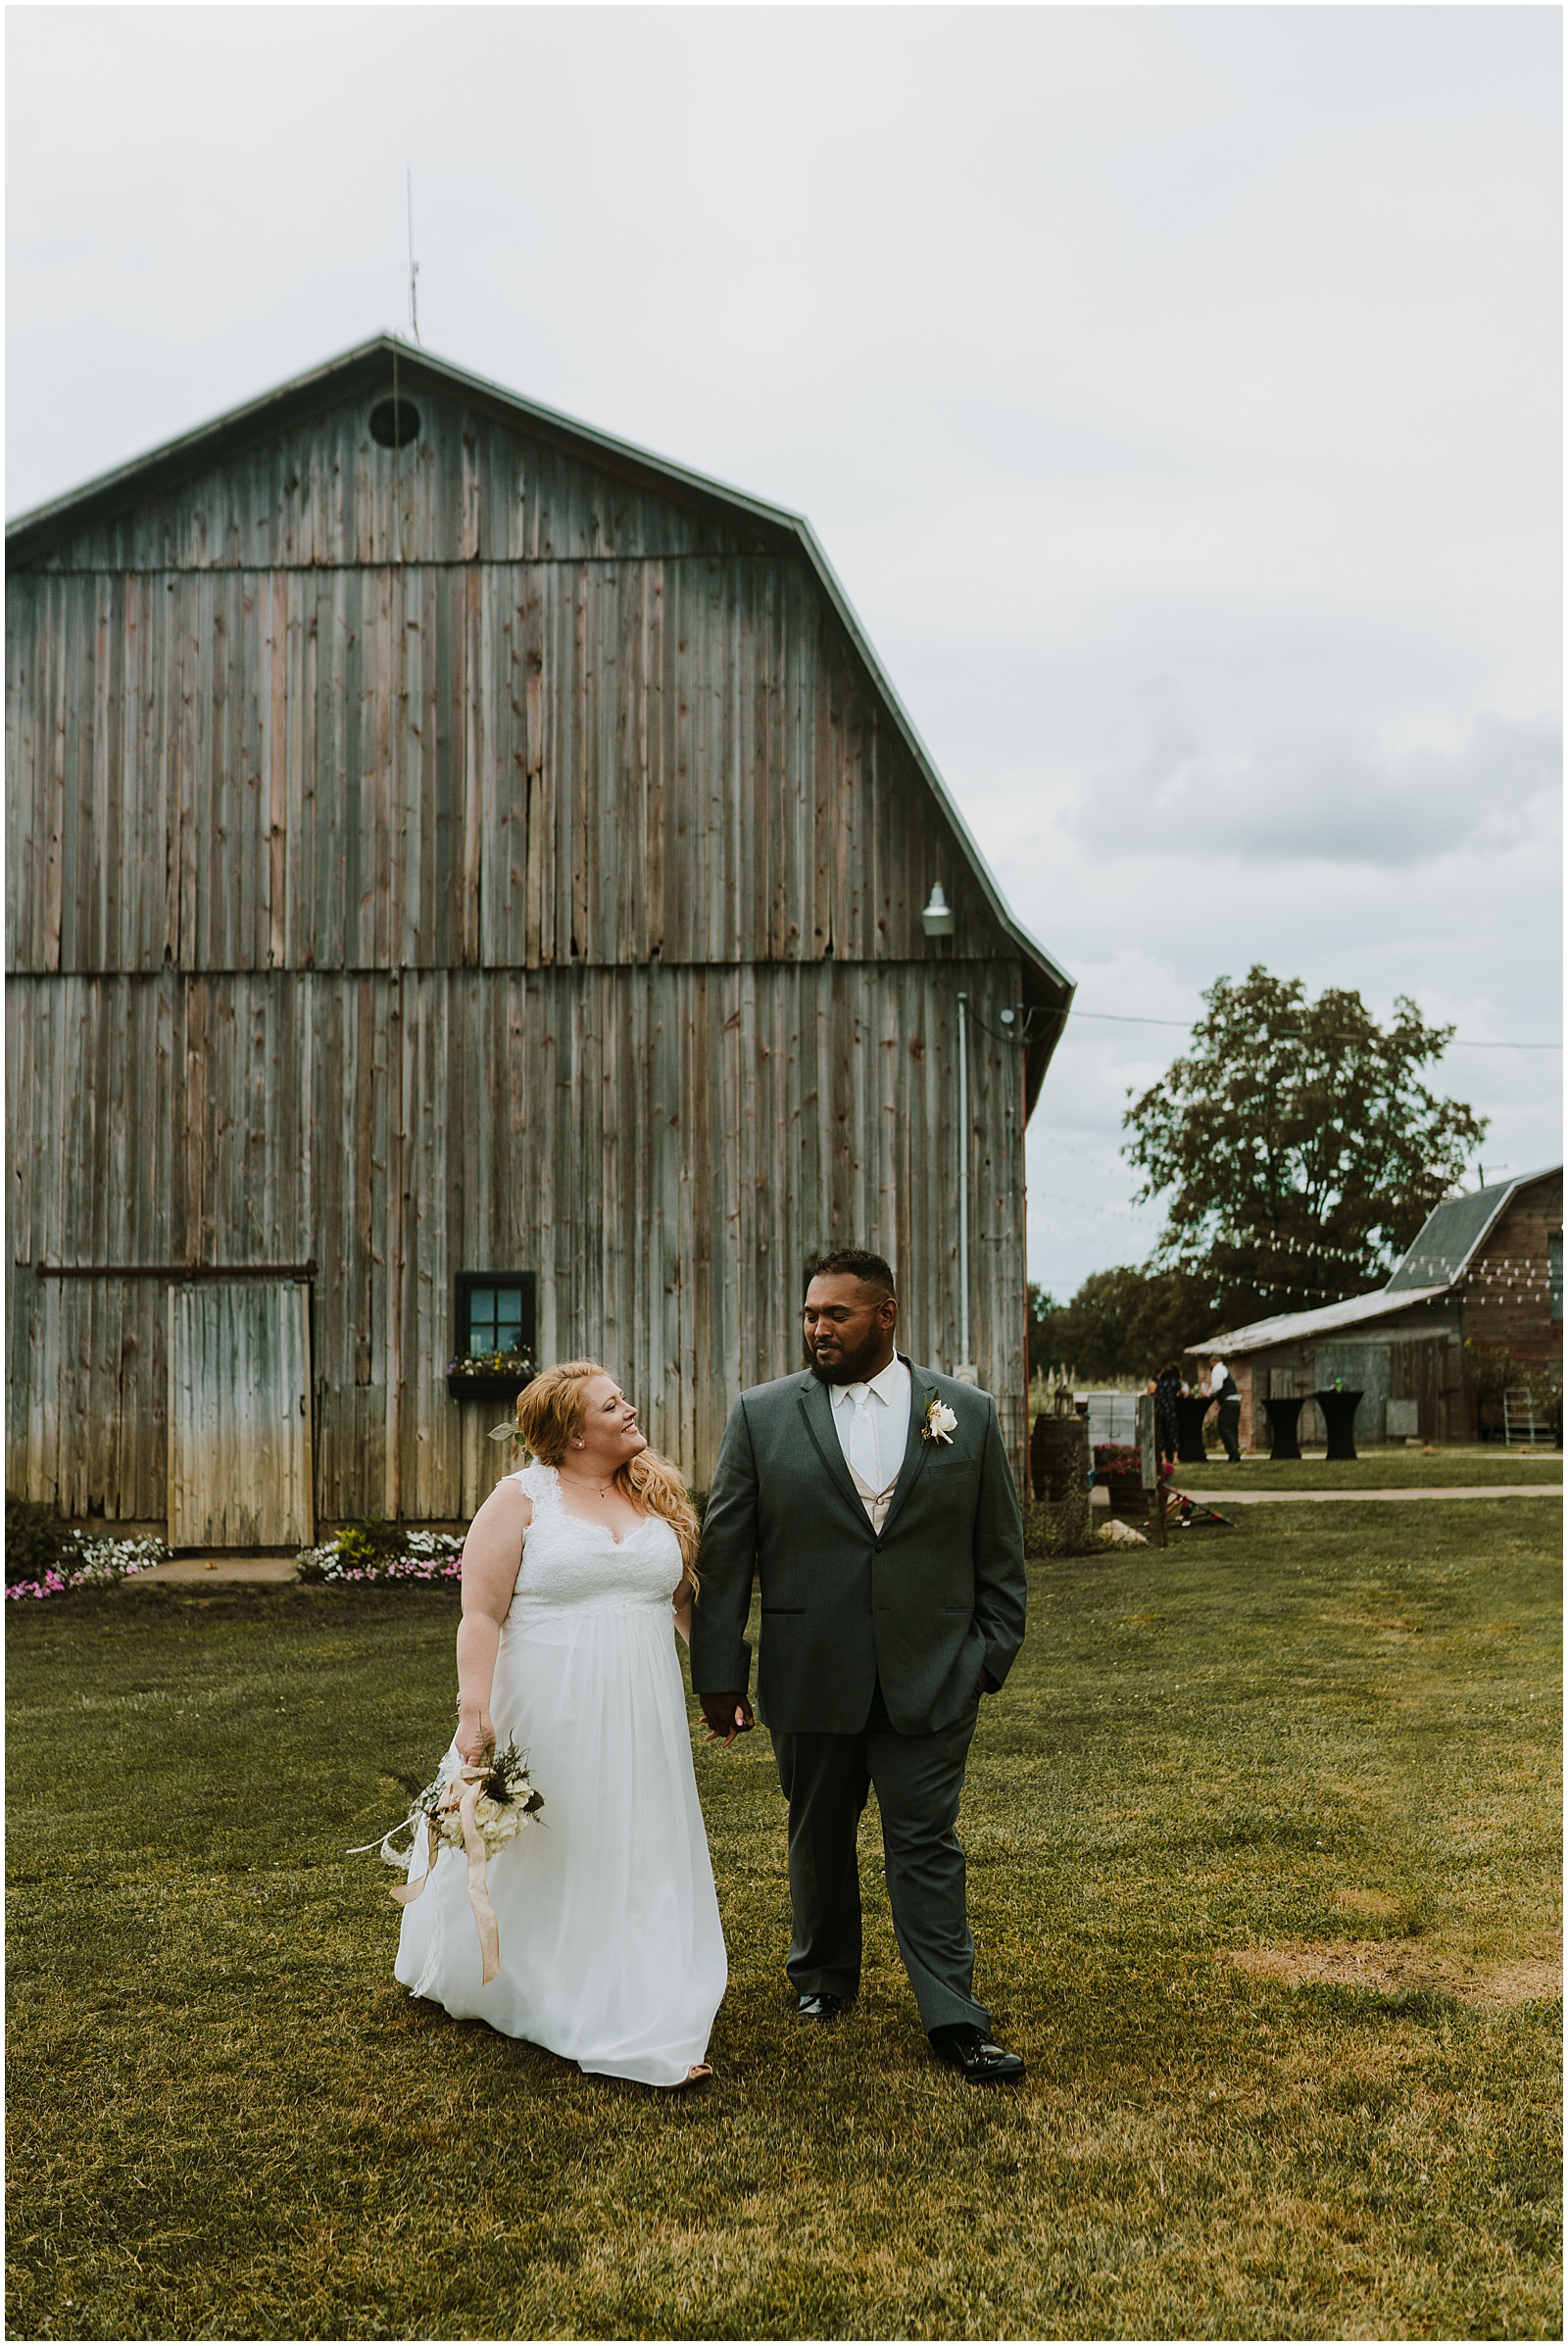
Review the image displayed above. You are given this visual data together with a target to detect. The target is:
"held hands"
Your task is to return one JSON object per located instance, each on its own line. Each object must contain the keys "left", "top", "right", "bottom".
{"left": 456, "top": 1704, "right": 496, "bottom": 1766}
{"left": 699, "top": 1691, "right": 755, "bottom": 1748}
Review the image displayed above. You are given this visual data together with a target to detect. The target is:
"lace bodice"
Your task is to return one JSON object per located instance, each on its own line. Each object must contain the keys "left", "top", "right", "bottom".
{"left": 506, "top": 1462, "right": 683, "bottom": 1618}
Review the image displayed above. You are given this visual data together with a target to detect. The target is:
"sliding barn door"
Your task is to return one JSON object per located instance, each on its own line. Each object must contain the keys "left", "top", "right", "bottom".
{"left": 168, "top": 1282, "right": 314, "bottom": 1548}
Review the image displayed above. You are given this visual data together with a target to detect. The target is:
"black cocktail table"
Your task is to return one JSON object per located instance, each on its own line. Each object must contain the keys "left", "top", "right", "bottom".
{"left": 1262, "top": 1394, "right": 1306, "bottom": 1460}
{"left": 1314, "top": 1389, "right": 1363, "bottom": 1463}
{"left": 1175, "top": 1395, "right": 1210, "bottom": 1464}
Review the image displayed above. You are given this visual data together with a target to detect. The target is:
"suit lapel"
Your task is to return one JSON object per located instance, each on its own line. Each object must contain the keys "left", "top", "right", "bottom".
{"left": 876, "top": 1358, "right": 936, "bottom": 1543}
{"left": 796, "top": 1374, "right": 870, "bottom": 1528}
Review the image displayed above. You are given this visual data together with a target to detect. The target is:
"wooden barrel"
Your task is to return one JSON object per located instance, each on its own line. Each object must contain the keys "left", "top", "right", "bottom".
{"left": 1031, "top": 1414, "right": 1088, "bottom": 1501}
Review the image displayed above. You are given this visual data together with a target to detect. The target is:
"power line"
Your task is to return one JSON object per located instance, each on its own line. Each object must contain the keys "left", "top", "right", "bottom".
{"left": 1067, "top": 1010, "right": 1561, "bottom": 1051}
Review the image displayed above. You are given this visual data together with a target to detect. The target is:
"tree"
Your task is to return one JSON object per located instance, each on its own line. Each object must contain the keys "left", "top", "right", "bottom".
{"left": 1124, "top": 967, "right": 1487, "bottom": 1329}
{"left": 1027, "top": 1284, "right": 1063, "bottom": 1377}
{"left": 1033, "top": 1264, "right": 1216, "bottom": 1384}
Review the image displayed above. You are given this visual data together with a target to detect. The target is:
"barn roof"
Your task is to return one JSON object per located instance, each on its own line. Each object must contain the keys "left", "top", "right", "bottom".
{"left": 6, "top": 335, "right": 1074, "bottom": 1089}
{"left": 1184, "top": 1283, "right": 1452, "bottom": 1358}
{"left": 1385, "top": 1165, "right": 1562, "bottom": 1291}
{"left": 1185, "top": 1162, "right": 1564, "bottom": 1355}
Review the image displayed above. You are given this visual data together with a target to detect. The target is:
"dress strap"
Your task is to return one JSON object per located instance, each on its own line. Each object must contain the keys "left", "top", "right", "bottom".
{"left": 514, "top": 1459, "right": 561, "bottom": 1510}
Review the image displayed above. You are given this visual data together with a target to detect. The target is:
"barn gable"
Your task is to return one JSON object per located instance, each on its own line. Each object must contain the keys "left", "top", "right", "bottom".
{"left": 7, "top": 338, "right": 1070, "bottom": 1094}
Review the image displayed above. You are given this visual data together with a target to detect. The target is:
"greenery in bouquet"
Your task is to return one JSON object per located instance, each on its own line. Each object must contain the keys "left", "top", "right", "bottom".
{"left": 5, "top": 1496, "right": 168, "bottom": 1600}
{"left": 295, "top": 1521, "right": 465, "bottom": 1586}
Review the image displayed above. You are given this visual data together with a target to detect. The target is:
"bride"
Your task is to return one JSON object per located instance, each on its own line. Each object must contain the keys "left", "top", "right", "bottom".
{"left": 394, "top": 1361, "right": 727, "bottom": 2086}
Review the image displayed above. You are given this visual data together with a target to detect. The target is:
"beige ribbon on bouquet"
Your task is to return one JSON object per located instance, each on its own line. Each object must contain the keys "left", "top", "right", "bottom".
{"left": 386, "top": 1761, "right": 502, "bottom": 1985}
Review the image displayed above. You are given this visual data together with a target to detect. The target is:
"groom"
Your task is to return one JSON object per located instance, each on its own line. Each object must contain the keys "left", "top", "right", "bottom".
{"left": 692, "top": 1246, "right": 1028, "bottom": 2082}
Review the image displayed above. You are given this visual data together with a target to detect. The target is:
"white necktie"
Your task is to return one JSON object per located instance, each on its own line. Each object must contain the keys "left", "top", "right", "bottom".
{"left": 847, "top": 1385, "right": 881, "bottom": 1491}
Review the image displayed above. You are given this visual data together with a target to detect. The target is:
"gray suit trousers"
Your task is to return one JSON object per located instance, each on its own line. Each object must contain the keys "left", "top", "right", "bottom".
{"left": 770, "top": 1683, "right": 988, "bottom": 2034}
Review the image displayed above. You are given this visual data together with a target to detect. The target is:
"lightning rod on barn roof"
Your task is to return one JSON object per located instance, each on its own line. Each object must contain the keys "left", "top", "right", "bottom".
{"left": 407, "top": 167, "right": 420, "bottom": 345}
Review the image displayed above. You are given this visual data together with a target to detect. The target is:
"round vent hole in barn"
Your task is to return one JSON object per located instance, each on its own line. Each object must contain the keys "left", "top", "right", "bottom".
{"left": 369, "top": 397, "right": 421, "bottom": 448}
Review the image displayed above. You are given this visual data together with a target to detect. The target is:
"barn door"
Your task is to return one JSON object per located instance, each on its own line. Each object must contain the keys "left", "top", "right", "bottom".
{"left": 167, "top": 1283, "right": 314, "bottom": 1548}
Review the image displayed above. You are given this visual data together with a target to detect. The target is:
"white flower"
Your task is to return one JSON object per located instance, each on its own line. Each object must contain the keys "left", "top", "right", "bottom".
{"left": 923, "top": 1397, "right": 958, "bottom": 1444}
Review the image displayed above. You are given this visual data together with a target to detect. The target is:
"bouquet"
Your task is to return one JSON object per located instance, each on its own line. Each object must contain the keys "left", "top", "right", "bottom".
{"left": 352, "top": 1737, "right": 543, "bottom": 1983}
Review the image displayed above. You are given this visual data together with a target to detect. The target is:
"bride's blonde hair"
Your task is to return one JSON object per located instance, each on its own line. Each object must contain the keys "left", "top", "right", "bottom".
{"left": 514, "top": 1360, "right": 700, "bottom": 1581}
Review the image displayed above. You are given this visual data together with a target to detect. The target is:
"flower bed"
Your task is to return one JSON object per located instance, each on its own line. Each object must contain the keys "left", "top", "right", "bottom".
{"left": 295, "top": 1524, "right": 465, "bottom": 1587}
{"left": 4, "top": 1502, "right": 169, "bottom": 1602}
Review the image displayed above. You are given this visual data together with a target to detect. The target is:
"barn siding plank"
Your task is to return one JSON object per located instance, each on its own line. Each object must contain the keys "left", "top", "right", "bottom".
{"left": 57, "top": 579, "right": 85, "bottom": 972}
{"left": 3, "top": 581, "right": 34, "bottom": 966}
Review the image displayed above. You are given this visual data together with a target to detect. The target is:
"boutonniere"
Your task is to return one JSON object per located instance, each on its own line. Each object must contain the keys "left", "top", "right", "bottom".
{"left": 921, "top": 1395, "right": 958, "bottom": 1444}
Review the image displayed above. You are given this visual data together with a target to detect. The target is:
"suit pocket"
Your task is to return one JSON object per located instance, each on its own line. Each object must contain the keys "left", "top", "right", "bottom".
{"left": 761, "top": 1606, "right": 805, "bottom": 1617}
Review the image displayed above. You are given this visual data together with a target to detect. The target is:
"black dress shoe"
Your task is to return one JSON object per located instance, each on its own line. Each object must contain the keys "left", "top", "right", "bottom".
{"left": 796, "top": 1991, "right": 846, "bottom": 2021}
{"left": 929, "top": 2025, "right": 1025, "bottom": 2082}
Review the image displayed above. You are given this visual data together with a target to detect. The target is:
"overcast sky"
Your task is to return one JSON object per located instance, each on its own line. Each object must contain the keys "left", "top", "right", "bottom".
{"left": 8, "top": 4, "right": 1561, "bottom": 1295}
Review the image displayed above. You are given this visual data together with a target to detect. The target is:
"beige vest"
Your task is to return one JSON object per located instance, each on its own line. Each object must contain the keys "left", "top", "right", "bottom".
{"left": 849, "top": 1461, "right": 900, "bottom": 1536}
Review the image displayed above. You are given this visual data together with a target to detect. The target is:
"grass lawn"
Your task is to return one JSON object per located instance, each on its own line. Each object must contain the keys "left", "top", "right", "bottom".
{"left": 1187, "top": 1450, "right": 1562, "bottom": 1491}
{"left": 8, "top": 1502, "right": 1561, "bottom": 2340}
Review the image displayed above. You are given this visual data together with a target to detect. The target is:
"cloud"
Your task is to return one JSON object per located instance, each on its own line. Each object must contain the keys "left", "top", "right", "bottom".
{"left": 5, "top": 5, "right": 1556, "bottom": 1299}
{"left": 1070, "top": 702, "right": 1561, "bottom": 868}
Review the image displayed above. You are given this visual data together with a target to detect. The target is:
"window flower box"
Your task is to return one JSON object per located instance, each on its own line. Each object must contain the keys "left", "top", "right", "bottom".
{"left": 446, "top": 1350, "right": 536, "bottom": 1403}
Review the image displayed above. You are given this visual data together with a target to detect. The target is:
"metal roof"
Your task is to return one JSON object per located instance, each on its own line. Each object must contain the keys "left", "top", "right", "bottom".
{"left": 5, "top": 336, "right": 1075, "bottom": 1094}
{"left": 1185, "top": 1283, "right": 1452, "bottom": 1357}
{"left": 1186, "top": 1162, "right": 1562, "bottom": 1354}
{"left": 1386, "top": 1165, "right": 1562, "bottom": 1291}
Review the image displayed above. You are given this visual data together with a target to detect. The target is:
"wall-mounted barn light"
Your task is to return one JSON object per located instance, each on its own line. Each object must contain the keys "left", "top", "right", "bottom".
{"left": 921, "top": 883, "right": 955, "bottom": 938}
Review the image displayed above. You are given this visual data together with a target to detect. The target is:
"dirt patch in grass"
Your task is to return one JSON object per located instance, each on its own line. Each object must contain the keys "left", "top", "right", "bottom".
{"left": 1334, "top": 1887, "right": 1406, "bottom": 1917}
{"left": 1224, "top": 1933, "right": 1562, "bottom": 2006}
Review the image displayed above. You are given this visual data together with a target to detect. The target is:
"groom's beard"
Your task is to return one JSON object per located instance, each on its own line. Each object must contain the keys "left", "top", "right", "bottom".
{"left": 805, "top": 1332, "right": 890, "bottom": 1386}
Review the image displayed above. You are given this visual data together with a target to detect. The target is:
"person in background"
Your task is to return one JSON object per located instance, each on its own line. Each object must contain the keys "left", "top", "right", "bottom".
{"left": 1153, "top": 1361, "right": 1182, "bottom": 1470}
{"left": 1206, "top": 1355, "right": 1242, "bottom": 1464}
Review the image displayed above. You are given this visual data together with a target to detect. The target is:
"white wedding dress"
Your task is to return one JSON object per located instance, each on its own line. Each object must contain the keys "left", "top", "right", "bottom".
{"left": 394, "top": 1462, "right": 727, "bottom": 2085}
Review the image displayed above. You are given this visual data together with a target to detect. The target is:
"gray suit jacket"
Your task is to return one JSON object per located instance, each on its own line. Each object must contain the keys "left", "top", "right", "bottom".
{"left": 691, "top": 1358, "right": 1028, "bottom": 1736}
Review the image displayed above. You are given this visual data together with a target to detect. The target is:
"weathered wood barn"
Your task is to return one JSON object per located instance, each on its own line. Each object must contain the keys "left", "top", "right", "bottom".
{"left": 7, "top": 339, "right": 1073, "bottom": 1544}
{"left": 1187, "top": 1166, "right": 1563, "bottom": 1447}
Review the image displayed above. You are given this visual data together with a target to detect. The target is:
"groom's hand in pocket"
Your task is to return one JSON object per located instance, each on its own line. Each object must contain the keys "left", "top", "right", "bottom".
{"left": 700, "top": 1691, "right": 755, "bottom": 1746}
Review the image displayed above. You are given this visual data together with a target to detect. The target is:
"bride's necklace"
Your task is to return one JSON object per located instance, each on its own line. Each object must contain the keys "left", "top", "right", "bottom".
{"left": 558, "top": 1466, "right": 613, "bottom": 1500}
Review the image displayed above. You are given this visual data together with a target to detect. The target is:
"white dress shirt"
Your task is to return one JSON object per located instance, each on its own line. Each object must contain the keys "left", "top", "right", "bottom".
{"left": 830, "top": 1352, "right": 912, "bottom": 1497}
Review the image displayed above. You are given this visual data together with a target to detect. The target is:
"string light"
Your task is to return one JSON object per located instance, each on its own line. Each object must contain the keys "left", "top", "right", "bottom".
{"left": 1069, "top": 1010, "right": 1561, "bottom": 1051}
